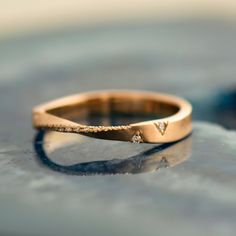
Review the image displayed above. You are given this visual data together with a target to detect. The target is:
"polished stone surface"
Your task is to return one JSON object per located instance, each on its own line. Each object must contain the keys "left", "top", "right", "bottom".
{"left": 0, "top": 22, "right": 236, "bottom": 236}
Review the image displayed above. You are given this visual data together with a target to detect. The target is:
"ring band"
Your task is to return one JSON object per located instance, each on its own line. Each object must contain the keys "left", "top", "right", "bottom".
{"left": 33, "top": 90, "right": 192, "bottom": 143}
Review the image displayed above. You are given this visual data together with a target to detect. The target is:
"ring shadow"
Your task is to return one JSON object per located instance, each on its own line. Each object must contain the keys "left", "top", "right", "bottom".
{"left": 34, "top": 131, "right": 192, "bottom": 176}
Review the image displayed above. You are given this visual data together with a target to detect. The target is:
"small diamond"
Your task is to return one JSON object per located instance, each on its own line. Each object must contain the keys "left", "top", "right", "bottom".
{"left": 75, "top": 127, "right": 81, "bottom": 132}
{"left": 154, "top": 121, "right": 168, "bottom": 135}
{"left": 66, "top": 127, "right": 72, "bottom": 132}
{"left": 158, "top": 122, "right": 165, "bottom": 131}
{"left": 58, "top": 127, "right": 64, "bottom": 132}
{"left": 131, "top": 132, "right": 143, "bottom": 143}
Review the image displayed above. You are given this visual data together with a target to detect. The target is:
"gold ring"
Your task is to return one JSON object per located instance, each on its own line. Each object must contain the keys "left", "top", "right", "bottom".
{"left": 33, "top": 90, "right": 192, "bottom": 143}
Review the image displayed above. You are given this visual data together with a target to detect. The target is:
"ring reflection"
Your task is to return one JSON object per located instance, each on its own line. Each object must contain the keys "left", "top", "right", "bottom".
{"left": 34, "top": 131, "right": 192, "bottom": 176}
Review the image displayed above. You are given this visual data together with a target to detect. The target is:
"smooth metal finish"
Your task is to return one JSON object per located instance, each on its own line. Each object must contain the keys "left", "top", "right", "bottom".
{"left": 33, "top": 90, "right": 192, "bottom": 143}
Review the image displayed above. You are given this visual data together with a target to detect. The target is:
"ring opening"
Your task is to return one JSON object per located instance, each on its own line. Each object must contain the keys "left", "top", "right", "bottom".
{"left": 48, "top": 96, "right": 179, "bottom": 126}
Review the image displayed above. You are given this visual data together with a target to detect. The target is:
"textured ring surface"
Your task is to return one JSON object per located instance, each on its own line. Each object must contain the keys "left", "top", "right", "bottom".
{"left": 33, "top": 90, "right": 192, "bottom": 143}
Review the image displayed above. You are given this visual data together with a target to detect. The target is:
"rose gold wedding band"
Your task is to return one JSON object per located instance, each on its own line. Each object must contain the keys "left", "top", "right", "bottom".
{"left": 33, "top": 90, "right": 192, "bottom": 143}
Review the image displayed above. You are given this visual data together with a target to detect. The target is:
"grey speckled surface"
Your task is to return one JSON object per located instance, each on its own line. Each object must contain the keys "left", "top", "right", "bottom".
{"left": 0, "top": 22, "right": 236, "bottom": 236}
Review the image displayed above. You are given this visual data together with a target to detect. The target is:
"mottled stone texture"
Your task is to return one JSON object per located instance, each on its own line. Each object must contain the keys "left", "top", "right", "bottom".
{"left": 0, "top": 22, "right": 236, "bottom": 236}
